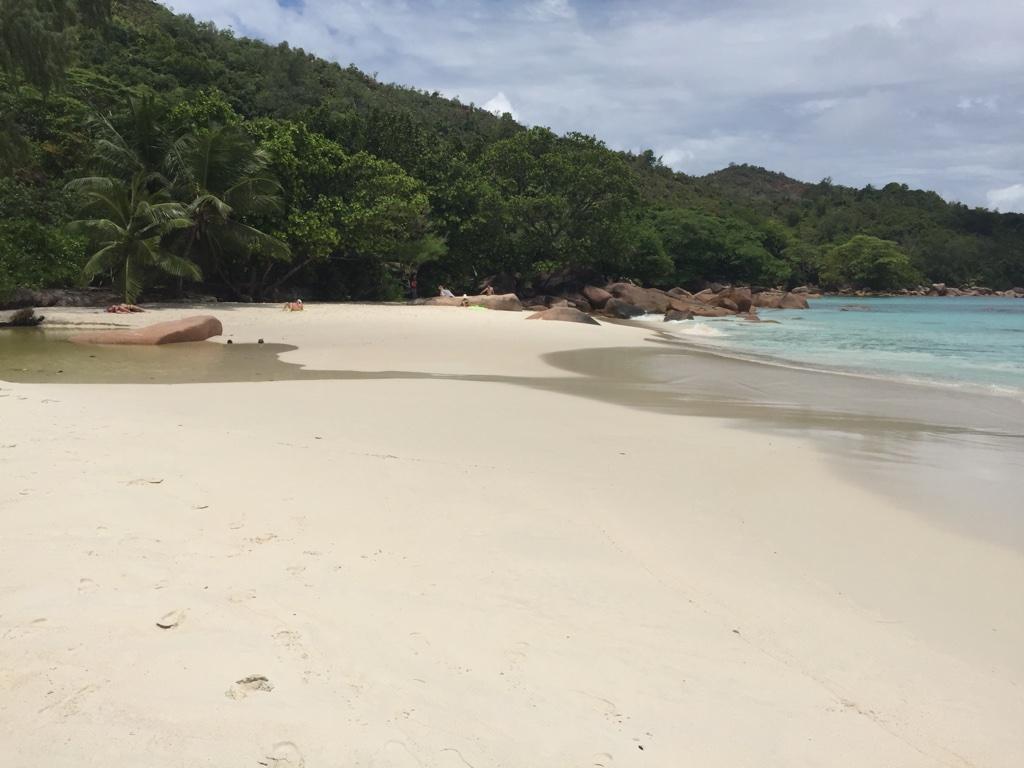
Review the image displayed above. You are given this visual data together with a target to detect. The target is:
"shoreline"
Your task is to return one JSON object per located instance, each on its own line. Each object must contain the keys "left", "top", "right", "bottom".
{"left": 631, "top": 312, "right": 1024, "bottom": 402}
{"left": 2, "top": 303, "right": 1023, "bottom": 766}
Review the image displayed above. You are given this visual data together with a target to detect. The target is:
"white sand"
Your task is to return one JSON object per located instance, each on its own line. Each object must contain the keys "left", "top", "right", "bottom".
{"left": 1, "top": 303, "right": 1022, "bottom": 767}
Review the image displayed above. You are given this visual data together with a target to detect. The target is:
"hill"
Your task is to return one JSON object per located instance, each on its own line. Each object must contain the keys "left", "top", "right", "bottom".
{"left": 2, "top": 0, "right": 1023, "bottom": 303}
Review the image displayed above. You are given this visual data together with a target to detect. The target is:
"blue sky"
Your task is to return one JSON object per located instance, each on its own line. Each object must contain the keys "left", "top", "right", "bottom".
{"left": 163, "top": 0, "right": 1024, "bottom": 210}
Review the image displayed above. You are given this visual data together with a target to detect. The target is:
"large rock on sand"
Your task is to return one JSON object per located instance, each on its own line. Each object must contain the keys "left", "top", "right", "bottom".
{"left": 581, "top": 285, "right": 612, "bottom": 309}
{"left": 70, "top": 315, "right": 223, "bottom": 345}
{"left": 606, "top": 283, "right": 671, "bottom": 313}
{"left": 527, "top": 306, "right": 600, "bottom": 325}
{"left": 419, "top": 293, "right": 523, "bottom": 311}
{"left": 602, "top": 297, "right": 647, "bottom": 319}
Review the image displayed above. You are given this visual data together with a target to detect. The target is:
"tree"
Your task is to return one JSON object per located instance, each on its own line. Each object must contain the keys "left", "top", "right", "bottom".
{"left": 65, "top": 173, "right": 199, "bottom": 302}
{"left": 819, "top": 235, "right": 920, "bottom": 291}
{"left": 653, "top": 208, "right": 790, "bottom": 286}
{"left": 479, "top": 128, "right": 639, "bottom": 277}
{"left": 164, "top": 123, "right": 288, "bottom": 299}
{"left": 1, "top": 0, "right": 74, "bottom": 94}
{"left": 254, "top": 119, "right": 437, "bottom": 299}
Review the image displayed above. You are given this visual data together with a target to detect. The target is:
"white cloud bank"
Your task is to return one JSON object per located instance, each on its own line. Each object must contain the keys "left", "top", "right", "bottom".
{"left": 162, "top": 0, "right": 1024, "bottom": 208}
{"left": 482, "top": 92, "right": 518, "bottom": 120}
{"left": 987, "top": 184, "right": 1024, "bottom": 212}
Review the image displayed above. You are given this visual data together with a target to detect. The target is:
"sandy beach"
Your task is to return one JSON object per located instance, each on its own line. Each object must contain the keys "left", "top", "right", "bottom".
{"left": 1, "top": 303, "right": 1022, "bottom": 767}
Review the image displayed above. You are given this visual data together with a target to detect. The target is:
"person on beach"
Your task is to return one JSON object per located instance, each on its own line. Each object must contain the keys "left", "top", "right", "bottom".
{"left": 284, "top": 299, "right": 304, "bottom": 311}
{"left": 481, "top": 284, "right": 495, "bottom": 295}
{"left": 439, "top": 285, "right": 455, "bottom": 298}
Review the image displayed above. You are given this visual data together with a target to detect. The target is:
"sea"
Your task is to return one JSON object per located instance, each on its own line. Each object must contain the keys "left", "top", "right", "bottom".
{"left": 656, "top": 296, "right": 1024, "bottom": 399}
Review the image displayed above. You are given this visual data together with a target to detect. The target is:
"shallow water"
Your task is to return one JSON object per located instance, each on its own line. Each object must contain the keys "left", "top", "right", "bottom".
{"left": 654, "top": 296, "right": 1024, "bottom": 398}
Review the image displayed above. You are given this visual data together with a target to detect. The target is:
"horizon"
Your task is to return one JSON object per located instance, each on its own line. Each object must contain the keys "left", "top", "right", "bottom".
{"left": 160, "top": 0, "right": 1024, "bottom": 213}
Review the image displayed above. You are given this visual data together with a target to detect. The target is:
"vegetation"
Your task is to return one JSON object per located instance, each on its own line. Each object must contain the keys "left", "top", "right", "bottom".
{"left": 2, "top": 0, "right": 1023, "bottom": 304}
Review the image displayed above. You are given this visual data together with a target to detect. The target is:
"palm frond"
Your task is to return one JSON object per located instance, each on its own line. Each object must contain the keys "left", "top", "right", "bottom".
{"left": 66, "top": 218, "right": 126, "bottom": 241}
{"left": 82, "top": 242, "right": 125, "bottom": 278}
{"left": 147, "top": 244, "right": 202, "bottom": 281}
{"left": 224, "top": 220, "right": 291, "bottom": 261}
{"left": 189, "top": 192, "right": 234, "bottom": 220}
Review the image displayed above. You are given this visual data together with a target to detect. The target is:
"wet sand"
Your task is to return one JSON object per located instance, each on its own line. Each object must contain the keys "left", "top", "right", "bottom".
{"left": 1, "top": 304, "right": 1023, "bottom": 767}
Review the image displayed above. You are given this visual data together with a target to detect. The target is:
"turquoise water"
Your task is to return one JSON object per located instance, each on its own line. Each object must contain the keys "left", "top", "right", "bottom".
{"left": 659, "top": 296, "right": 1024, "bottom": 398}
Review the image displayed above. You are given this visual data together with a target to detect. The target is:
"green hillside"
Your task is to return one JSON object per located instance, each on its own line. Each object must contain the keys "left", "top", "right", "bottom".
{"left": 2, "top": 0, "right": 1022, "bottom": 303}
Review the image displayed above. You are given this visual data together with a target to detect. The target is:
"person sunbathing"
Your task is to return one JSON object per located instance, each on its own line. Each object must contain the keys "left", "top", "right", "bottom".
{"left": 283, "top": 299, "right": 304, "bottom": 311}
{"left": 106, "top": 304, "right": 144, "bottom": 313}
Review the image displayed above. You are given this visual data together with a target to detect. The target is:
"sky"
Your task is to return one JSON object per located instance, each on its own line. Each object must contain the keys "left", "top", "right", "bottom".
{"left": 163, "top": 0, "right": 1024, "bottom": 210}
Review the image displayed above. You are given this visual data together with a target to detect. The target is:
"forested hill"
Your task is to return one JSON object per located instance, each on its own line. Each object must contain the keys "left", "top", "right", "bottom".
{"left": 2, "top": 0, "right": 1023, "bottom": 304}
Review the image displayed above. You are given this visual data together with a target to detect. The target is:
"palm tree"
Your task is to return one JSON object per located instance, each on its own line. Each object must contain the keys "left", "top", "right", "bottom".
{"left": 164, "top": 124, "right": 289, "bottom": 299}
{"left": 66, "top": 173, "right": 199, "bottom": 303}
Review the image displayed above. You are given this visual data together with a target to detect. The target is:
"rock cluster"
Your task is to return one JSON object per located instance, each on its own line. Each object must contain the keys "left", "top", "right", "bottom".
{"left": 414, "top": 293, "right": 523, "bottom": 311}
{"left": 0, "top": 287, "right": 119, "bottom": 310}
{"left": 584, "top": 282, "right": 809, "bottom": 321}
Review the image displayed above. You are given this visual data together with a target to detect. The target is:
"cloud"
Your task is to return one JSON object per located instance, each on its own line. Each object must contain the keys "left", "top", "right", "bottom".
{"left": 161, "top": 0, "right": 1024, "bottom": 207}
{"left": 987, "top": 184, "right": 1024, "bottom": 212}
{"left": 482, "top": 92, "right": 518, "bottom": 120}
{"left": 522, "top": 0, "right": 576, "bottom": 21}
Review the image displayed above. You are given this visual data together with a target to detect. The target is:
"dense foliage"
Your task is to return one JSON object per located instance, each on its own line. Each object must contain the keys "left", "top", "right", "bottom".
{"left": 2, "top": 0, "right": 1023, "bottom": 303}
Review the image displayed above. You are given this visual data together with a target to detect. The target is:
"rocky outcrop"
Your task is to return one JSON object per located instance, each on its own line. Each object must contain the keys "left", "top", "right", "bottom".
{"left": 667, "top": 296, "right": 732, "bottom": 317}
{"left": 0, "top": 308, "right": 44, "bottom": 327}
{"left": 418, "top": 293, "right": 523, "bottom": 311}
{"left": 1, "top": 287, "right": 119, "bottom": 310}
{"left": 780, "top": 292, "right": 810, "bottom": 309}
{"left": 606, "top": 283, "right": 671, "bottom": 313}
{"left": 602, "top": 298, "right": 646, "bottom": 318}
{"left": 527, "top": 306, "right": 601, "bottom": 325}
{"left": 719, "top": 286, "right": 753, "bottom": 312}
{"left": 581, "top": 285, "right": 612, "bottom": 309}
{"left": 70, "top": 315, "right": 223, "bottom": 345}
{"left": 752, "top": 290, "right": 809, "bottom": 309}
{"left": 666, "top": 287, "right": 693, "bottom": 299}
{"left": 664, "top": 309, "right": 693, "bottom": 322}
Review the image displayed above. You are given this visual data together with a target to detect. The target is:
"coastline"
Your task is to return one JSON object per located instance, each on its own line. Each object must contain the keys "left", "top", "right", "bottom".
{"left": 2, "top": 303, "right": 1023, "bottom": 766}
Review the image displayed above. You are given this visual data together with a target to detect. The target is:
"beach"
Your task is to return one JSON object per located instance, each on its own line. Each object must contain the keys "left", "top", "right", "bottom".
{"left": 2, "top": 303, "right": 1023, "bottom": 767}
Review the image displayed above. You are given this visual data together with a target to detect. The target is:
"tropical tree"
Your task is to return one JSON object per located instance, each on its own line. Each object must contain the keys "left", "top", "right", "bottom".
{"left": 66, "top": 173, "right": 199, "bottom": 302}
{"left": 819, "top": 234, "right": 921, "bottom": 291}
{"left": 480, "top": 128, "right": 638, "bottom": 277}
{"left": 164, "top": 123, "right": 289, "bottom": 299}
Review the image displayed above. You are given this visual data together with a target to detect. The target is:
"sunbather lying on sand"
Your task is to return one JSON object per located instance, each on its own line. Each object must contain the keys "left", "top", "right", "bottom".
{"left": 106, "top": 304, "right": 145, "bottom": 313}
{"left": 284, "top": 299, "right": 304, "bottom": 311}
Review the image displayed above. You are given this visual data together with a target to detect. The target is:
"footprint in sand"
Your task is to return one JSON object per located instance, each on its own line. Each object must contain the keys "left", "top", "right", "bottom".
{"left": 77, "top": 578, "right": 98, "bottom": 594}
{"left": 155, "top": 609, "right": 185, "bottom": 629}
{"left": 225, "top": 674, "right": 274, "bottom": 700}
{"left": 262, "top": 741, "right": 305, "bottom": 767}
